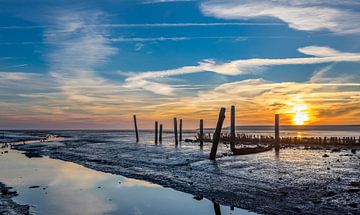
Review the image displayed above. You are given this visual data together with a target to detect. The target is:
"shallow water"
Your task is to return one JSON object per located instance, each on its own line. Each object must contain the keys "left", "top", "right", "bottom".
{"left": 0, "top": 149, "right": 255, "bottom": 215}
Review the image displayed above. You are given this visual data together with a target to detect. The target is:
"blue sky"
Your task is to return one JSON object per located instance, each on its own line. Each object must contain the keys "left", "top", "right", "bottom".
{"left": 0, "top": 0, "right": 360, "bottom": 129}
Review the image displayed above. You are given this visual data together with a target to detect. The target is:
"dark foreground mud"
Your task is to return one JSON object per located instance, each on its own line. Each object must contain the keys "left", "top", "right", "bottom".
{"left": 15, "top": 131, "right": 360, "bottom": 214}
{"left": 0, "top": 183, "right": 30, "bottom": 215}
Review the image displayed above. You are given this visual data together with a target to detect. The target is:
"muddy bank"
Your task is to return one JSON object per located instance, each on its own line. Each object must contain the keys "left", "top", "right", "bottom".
{"left": 0, "top": 182, "right": 30, "bottom": 215}
{"left": 15, "top": 131, "right": 360, "bottom": 214}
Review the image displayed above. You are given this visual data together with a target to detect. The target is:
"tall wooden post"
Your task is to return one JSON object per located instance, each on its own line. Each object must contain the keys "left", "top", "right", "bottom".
{"left": 155, "top": 121, "right": 158, "bottom": 144}
{"left": 209, "top": 108, "right": 226, "bottom": 160}
{"left": 133, "top": 115, "right": 139, "bottom": 142}
{"left": 199, "top": 119, "right": 204, "bottom": 146}
{"left": 213, "top": 202, "right": 221, "bottom": 215}
{"left": 275, "top": 114, "right": 280, "bottom": 149}
{"left": 230, "top": 105, "right": 235, "bottom": 150}
{"left": 174, "top": 118, "right": 178, "bottom": 146}
{"left": 159, "top": 124, "right": 163, "bottom": 143}
{"left": 179, "top": 119, "right": 183, "bottom": 142}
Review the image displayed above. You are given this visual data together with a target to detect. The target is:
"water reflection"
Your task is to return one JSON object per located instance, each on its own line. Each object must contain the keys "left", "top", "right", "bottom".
{"left": 0, "top": 149, "right": 255, "bottom": 215}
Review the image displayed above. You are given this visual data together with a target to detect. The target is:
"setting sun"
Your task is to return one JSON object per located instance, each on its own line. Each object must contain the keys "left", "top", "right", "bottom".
{"left": 292, "top": 104, "right": 310, "bottom": 125}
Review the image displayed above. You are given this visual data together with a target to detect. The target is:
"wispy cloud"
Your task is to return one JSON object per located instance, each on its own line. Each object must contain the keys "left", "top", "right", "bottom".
{"left": 201, "top": 0, "right": 360, "bottom": 34}
{"left": 0, "top": 64, "right": 27, "bottom": 69}
{"left": 124, "top": 46, "right": 360, "bottom": 94}
{"left": 44, "top": 9, "right": 119, "bottom": 103}
{"left": 111, "top": 36, "right": 247, "bottom": 42}
{"left": 141, "top": 0, "right": 195, "bottom": 3}
{"left": 133, "top": 77, "right": 360, "bottom": 125}
{"left": 0, "top": 72, "right": 40, "bottom": 82}
{"left": 0, "top": 22, "right": 284, "bottom": 30}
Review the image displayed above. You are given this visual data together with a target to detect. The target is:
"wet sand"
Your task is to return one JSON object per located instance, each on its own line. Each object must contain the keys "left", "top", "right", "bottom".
{"left": 9, "top": 130, "right": 360, "bottom": 214}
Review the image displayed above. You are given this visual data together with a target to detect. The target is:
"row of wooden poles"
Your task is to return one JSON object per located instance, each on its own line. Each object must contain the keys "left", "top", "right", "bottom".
{"left": 133, "top": 106, "right": 280, "bottom": 160}
{"left": 133, "top": 115, "right": 186, "bottom": 145}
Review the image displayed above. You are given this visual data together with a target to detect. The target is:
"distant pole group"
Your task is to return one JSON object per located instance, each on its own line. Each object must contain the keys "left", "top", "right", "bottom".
{"left": 133, "top": 107, "right": 282, "bottom": 160}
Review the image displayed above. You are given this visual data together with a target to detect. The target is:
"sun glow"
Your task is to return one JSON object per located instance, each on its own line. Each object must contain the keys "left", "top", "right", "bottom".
{"left": 292, "top": 104, "right": 310, "bottom": 125}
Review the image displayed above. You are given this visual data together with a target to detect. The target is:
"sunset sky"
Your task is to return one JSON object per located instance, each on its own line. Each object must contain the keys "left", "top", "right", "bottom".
{"left": 0, "top": 0, "right": 360, "bottom": 129}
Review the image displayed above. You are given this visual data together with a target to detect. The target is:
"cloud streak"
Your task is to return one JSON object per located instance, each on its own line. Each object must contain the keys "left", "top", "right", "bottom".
{"left": 201, "top": 0, "right": 360, "bottom": 34}
{"left": 124, "top": 46, "right": 360, "bottom": 95}
{"left": 111, "top": 36, "right": 247, "bottom": 42}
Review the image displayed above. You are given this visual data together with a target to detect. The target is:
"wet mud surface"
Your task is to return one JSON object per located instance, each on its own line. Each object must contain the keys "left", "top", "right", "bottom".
{"left": 13, "top": 131, "right": 360, "bottom": 214}
{"left": 0, "top": 182, "right": 30, "bottom": 215}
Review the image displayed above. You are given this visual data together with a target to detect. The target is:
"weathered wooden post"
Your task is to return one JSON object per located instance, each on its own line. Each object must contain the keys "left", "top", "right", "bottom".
{"left": 179, "top": 119, "right": 183, "bottom": 142}
{"left": 213, "top": 202, "right": 221, "bottom": 215}
{"left": 209, "top": 107, "right": 226, "bottom": 160}
{"left": 174, "top": 118, "right": 178, "bottom": 146}
{"left": 155, "top": 121, "right": 158, "bottom": 144}
{"left": 199, "top": 119, "right": 204, "bottom": 146}
{"left": 159, "top": 124, "right": 163, "bottom": 143}
{"left": 230, "top": 105, "right": 235, "bottom": 150}
{"left": 275, "top": 114, "right": 280, "bottom": 149}
{"left": 133, "top": 115, "right": 139, "bottom": 142}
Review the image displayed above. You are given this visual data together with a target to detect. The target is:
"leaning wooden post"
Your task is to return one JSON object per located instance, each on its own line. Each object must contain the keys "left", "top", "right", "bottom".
{"left": 230, "top": 105, "right": 236, "bottom": 150}
{"left": 133, "top": 115, "right": 139, "bottom": 142}
{"left": 179, "top": 119, "right": 183, "bottom": 142}
{"left": 275, "top": 114, "right": 280, "bottom": 149}
{"left": 173, "top": 118, "right": 178, "bottom": 146}
{"left": 199, "top": 119, "right": 204, "bottom": 146}
{"left": 155, "top": 121, "right": 158, "bottom": 144}
{"left": 159, "top": 124, "right": 163, "bottom": 143}
{"left": 209, "top": 107, "right": 226, "bottom": 160}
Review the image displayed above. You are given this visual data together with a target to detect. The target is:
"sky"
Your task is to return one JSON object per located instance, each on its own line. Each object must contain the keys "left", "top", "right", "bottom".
{"left": 0, "top": 0, "right": 360, "bottom": 129}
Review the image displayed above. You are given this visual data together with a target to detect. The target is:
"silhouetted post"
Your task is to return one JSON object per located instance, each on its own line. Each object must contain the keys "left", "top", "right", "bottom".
{"left": 213, "top": 202, "right": 222, "bottom": 215}
{"left": 209, "top": 108, "right": 226, "bottom": 160}
{"left": 174, "top": 118, "right": 178, "bottom": 146}
{"left": 179, "top": 119, "right": 183, "bottom": 142}
{"left": 199, "top": 119, "right": 204, "bottom": 146}
{"left": 230, "top": 105, "right": 235, "bottom": 150}
{"left": 159, "top": 124, "right": 163, "bottom": 143}
{"left": 275, "top": 114, "right": 280, "bottom": 149}
{"left": 133, "top": 115, "right": 139, "bottom": 142}
{"left": 155, "top": 121, "right": 158, "bottom": 144}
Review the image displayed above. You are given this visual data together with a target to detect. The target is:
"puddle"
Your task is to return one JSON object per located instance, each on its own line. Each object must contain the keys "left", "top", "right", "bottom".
{"left": 0, "top": 149, "right": 255, "bottom": 215}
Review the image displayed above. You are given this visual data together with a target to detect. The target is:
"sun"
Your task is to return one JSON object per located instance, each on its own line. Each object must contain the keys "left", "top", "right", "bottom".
{"left": 293, "top": 111, "right": 309, "bottom": 125}
{"left": 292, "top": 104, "right": 310, "bottom": 125}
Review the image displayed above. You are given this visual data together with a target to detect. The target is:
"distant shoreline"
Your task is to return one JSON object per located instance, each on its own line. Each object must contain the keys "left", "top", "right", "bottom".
{"left": 1, "top": 124, "right": 360, "bottom": 131}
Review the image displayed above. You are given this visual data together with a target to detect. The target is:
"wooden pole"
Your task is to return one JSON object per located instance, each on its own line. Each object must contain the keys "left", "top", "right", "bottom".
{"left": 179, "top": 119, "right": 183, "bottom": 142}
{"left": 159, "top": 124, "right": 163, "bottom": 143}
{"left": 174, "top": 118, "right": 178, "bottom": 146}
{"left": 209, "top": 107, "right": 226, "bottom": 160}
{"left": 199, "top": 119, "right": 204, "bottom": 146}
{"left": 275, "top": 114, "right": 280, "bottom": 149}
{"left": 230, "top": 105, "right": 235, "bottom": 150}
{"left": 213, "top": 202, "right": 221, "bottom": 215}
{"left": 155, "top": 121, "right": 158, "bottom": 144}
{"left": 133, "top": 115, "right": 139, "bottom": 142}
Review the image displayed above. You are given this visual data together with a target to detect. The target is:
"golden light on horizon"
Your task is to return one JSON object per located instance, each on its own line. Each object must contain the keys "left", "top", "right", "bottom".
{"left": 292, "top": 104, "right": 310, "bottom": 125}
